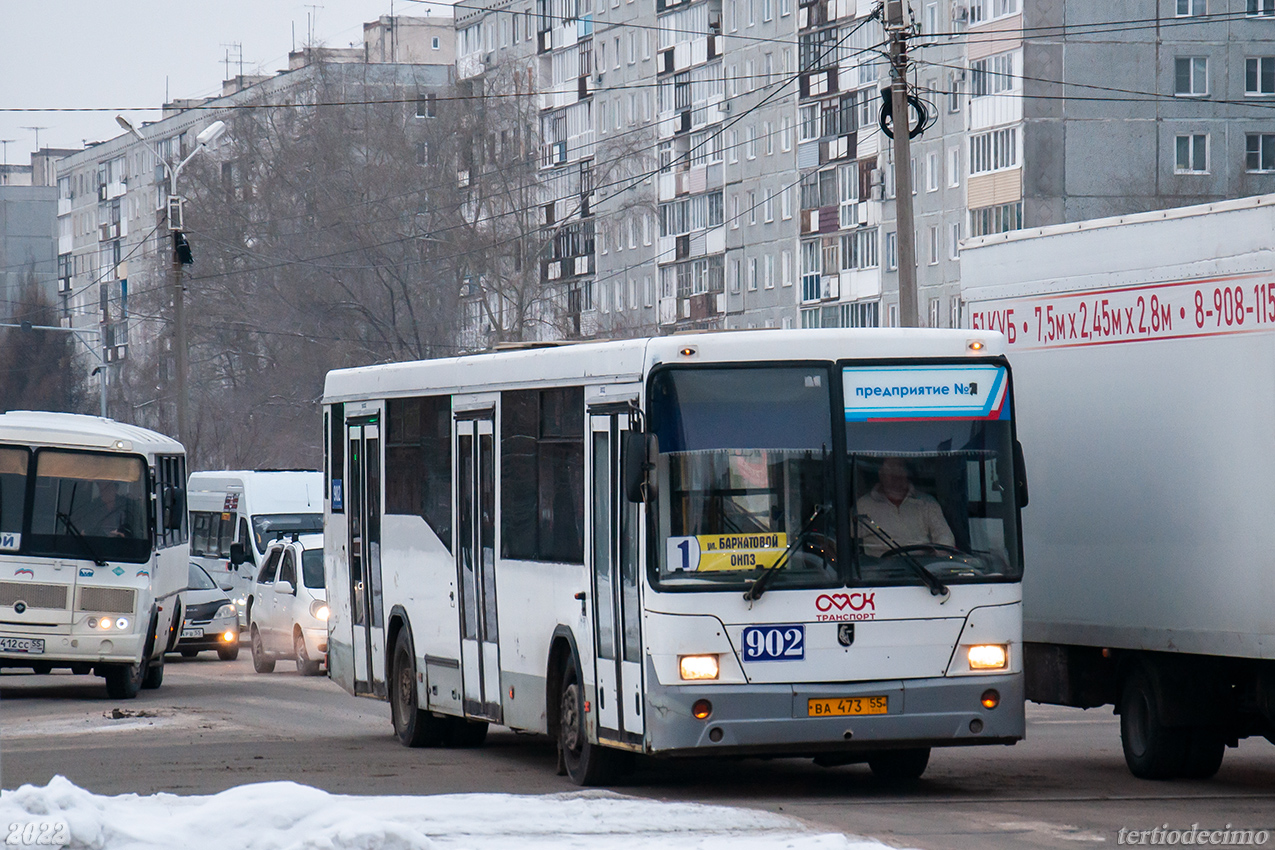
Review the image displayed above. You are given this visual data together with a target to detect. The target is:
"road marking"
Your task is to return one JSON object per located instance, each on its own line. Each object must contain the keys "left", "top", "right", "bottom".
{"left": 994, "top": 820, "right": 1107, "bottom": 842}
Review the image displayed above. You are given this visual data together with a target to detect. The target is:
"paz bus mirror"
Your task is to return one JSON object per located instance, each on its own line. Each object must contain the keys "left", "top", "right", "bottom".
{"left": 623, "top": 431, "right": 658, "bottom": 503}
{"left": 229, "top": 541, "right": 249, "bottom": 566}
{"left": 1013, "top": 439, "right": 1029, "bottom": 508}
{"left": 162, "top": 486, "right": 185, "bottom": 531}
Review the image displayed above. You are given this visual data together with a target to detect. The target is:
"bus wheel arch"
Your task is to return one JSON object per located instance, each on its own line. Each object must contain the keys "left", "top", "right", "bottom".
{"left": 546, "top": 627, "right": 582, "bottom": 746}
{"left": 388, "top": 615, "right": 447, "bottom": 748}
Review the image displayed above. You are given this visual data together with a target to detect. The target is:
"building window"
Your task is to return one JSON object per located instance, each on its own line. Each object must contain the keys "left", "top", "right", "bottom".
{"left": 928, "top": 298, "right": 941, "bottom": 328}
{"left": 781, "top": 186, "right": 792, "bottom": 220}
{"left": 1248, "top": 0, "right": 1274, "bottom": 16}
{"left": 885, "top": 231, "right": 898, "bottom": 271}
{"left": 970, "top": 51, "right": 1015, "bottom": 97}
{"left": 416, "top": 142, "right": 430, "bottom": 165}
{"left": 841, "top": 228, "right": 879, "bottom": 270}
{"left": 731, "top": 258, "right": 742, "bottom": 293}
{"left": 782, "top": 250, "right": 792, "bottom": 286}
{"left": 888, "top": 303, "right": 899, "bottom": 327}
{"left": 950, "top": 296, "right": 961, "bottom": 328}
{"left": 764, "top": 191, "right": 774, "bottom": 223}
{"left": 781, "top": 116, "right": 793, "bottom": 151}
{"left": 969, "top": 201, "right": 1024, "bottom": 237}
{"left": 432, "top": 36, "right": 441, "bottom": 49}
{"left": 949, "top": 222, "right": 962, "bottom": 259}
{"left": 1177, "top": 0, "right": 1205, "bottom": 14}
{"left": 1247, "top": 134, "right": 1275, "bottom": 172}
{"left": 799, "top": 104, "right": 819, "bottom": 141}
{"left": 948, "top": 72, "right": 963, "bottom": 112}
{"left": 969, "top": 126, "right": 1018, "bottom": 174}
{"left": 801, "top": 241, "right": 821, "bottom": 302}
{"left": 928, "top": 226, "right": 940, "bottom": 265}
{"left": 948, "top": 146, "right": 961, "bottom": 187}
{"left": 926, "top": 151, "right": 939, "bottom": 191}
{"left": 1175, "top": 134, "right": 1209, "bottom": 173}
{"left": 1246, "top": 57, "right": 1275, "bottom": 95}
{"left": 748, "top": 257, "right": 758, "bottom": 290}
{"left": 1174, "top": 57, "right": 1208, "bottom": 96}
{"left": 417, "top": 93, "right": 437, "bottom": 118}
{"left": 749, "top": 190, "right": 757, "bottom": 225}
{"left": 765, "top": 254, "right": 775, "bottom": 288}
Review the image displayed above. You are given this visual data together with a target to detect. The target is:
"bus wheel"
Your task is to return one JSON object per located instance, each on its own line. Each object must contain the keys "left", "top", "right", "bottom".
{"left": 295, "top": 630, "right": 321, "bottom": 676}
{"left": 104, "top": 662, "right": 144, "bottom": 699}
{"left": 141, "top": 657, "right": 164, "bottom": 690}
{"left": 1120, "top": 666, "right": 1189, "bottom": 780}
{"left": 251, "top": 626, "right": 275, "bottom": 674}
{"left": 390, "top": 629, "right": 445, "bottom": 747}
{"left": 868, "top": 748, "right": 931, "bottom": 782}
{"left": 559, "top": 660, "right": 618, "bottom": 786}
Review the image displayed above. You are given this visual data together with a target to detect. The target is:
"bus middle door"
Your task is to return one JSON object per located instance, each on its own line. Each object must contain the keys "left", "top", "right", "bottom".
{"left": 346, "top": 415, "right": 386, "bottom": 697}
{"left": 589, "top": 409, "right": 644, "bottom": 747}
{"left": 455, "top": 411, "right": 501, "bottom": 722}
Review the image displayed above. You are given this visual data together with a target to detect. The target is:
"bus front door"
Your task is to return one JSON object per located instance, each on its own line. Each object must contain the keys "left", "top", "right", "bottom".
{"left": 346, "top": 417, "right": 386, "bottom": 698}
{"left": 590, "top": 411, "right": 645, "bottom": 746}
{"left": 455, "top": 413, "right": 502, "bottom": 722}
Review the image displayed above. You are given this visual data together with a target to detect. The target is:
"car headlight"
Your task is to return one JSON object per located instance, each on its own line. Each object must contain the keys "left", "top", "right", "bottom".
{"left": 215, "top": 604, "right": 237, "bottom": 620}
{"left": 309, "top": 600, "right": 330, "bottom": 621}
{"left": 678, "top": 654, "right": 719, "bottom": 681}
{"left": 967, "top": 644, "right": 1009, "bottom": 671}
{"left": 234, "top": 596, "right": 247, "bottom": 608}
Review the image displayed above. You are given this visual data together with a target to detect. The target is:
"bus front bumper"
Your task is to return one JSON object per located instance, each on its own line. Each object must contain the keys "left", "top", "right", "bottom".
{"left": 643, "top": 671, "right": 1024, "bottom": 757}
{"left": 0, "top": 632, "right": 147, "bottom": 668}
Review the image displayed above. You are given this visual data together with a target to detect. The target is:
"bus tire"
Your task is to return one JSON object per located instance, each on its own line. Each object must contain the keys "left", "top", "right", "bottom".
{"left": 558, "top": 658, "right": 619, "bottom": 786}
{"left": 868, "top": 748, "right": 931, "bottom": 782}
{"left": 141, "top": 657, "right": 164, "bottom": 690}
{"left": 390, "top": 629, "right": 446, "bottom": 747}
{"left": 295, "top": 629, "right": 322, "bottom": 676}
{"left": 1120, "top": 666, "right": 1189, "bottom": 780}
{"left": 104, "top": 662, "right": 144, "bottom": 699}
{"left": 251, "top": 625, "right": 275, "bottom": 674}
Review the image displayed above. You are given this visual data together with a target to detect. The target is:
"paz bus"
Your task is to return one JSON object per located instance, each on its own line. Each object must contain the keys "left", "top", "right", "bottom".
{"left": 322, "top": 329, "right": 1026, "bottom": 783}
{"left": 0, "top": 412, "right": 188, "bottom": 698}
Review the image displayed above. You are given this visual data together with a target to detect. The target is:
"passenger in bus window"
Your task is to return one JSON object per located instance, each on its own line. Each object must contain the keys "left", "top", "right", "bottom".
{"left": 855, "top": 457, "right": 954, "bottom": 556}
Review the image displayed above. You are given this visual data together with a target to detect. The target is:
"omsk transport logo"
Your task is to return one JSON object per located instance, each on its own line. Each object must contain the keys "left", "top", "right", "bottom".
{"left": 135, "top": 570, "right": 150, "bottom": 578}
{"left": 14, "top": 568, "right": 34, "bottom": 578}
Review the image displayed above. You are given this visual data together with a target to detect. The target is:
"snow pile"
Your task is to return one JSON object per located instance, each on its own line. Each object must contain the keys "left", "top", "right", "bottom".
{"left": 0, "top": 776, "right": 900, "bottom": 850}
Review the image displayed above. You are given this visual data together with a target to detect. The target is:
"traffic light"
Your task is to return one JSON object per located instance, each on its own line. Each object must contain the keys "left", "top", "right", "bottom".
{"left": 173, "top": 231, "right": 194, "bottom": 265}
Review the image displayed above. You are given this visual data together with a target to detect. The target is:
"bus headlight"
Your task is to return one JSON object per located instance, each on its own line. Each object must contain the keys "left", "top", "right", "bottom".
{"left": 679, "top": 654, "right": 719, "bottom": 681}
{"left": 310, "top": 600, "right": 330, "bottom": 621}
{"left": 967, "top": 644, "right": 1009, "bottom": 671}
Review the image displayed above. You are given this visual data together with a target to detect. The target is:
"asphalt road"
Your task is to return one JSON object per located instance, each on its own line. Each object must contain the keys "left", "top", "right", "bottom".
{"left": 3, "top": 652, "right": 1273, "bottom": 849}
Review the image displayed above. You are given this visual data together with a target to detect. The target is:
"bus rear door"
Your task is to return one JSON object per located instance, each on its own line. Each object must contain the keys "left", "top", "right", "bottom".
{"left": 454, "top": 409, "right": 501, "bottom": 722}
{"left": 346, "top": 413, "right": 386, "bottom": 697}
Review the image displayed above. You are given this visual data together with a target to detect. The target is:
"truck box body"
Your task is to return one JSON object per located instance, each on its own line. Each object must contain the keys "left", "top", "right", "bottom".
{"left": 961, "top": 194, "right": 1275, "bottom": 778}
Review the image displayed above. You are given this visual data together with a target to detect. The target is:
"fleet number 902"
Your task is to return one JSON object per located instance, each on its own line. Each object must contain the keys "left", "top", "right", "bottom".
{"left": 5, "top": 823, "right": 69, "bottom": 847}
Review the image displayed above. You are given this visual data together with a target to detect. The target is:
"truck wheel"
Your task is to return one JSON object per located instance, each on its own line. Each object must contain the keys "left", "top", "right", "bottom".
{"left": 868, "top": 748, "right": 931, "bottom": 782}
{"left": 1181, "top": 728, "right": 1225, "bottom": 779}
{"left": 390, "top": 629, "right": 446, "bottom": 747}
{"left": 251, "top": 625, "right": 275, "bottom": 674}
{"left": 104, "top": 662, "right": 144, "bottom": 699}
{"left": 141, "top": 657, "right": 164, "bottom": 690}
{"left": 1120, "top": 666, "right": 1188, "bottom": 779}
{"left": 558, "top": 658, "right": 619, "bottom": 785}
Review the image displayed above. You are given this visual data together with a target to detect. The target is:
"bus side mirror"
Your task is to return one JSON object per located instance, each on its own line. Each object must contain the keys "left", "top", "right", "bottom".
{"left": 229, "top": 542, "right": 250, "bottom": 566}
{"left": 162, "top": 486, "right": 185, "bottom": 531}
{"left": 1013, "top": 439, "right": 1029, "bottom": 508}
{"left": 623, "top": 431, "right": 658, "bottom": 503}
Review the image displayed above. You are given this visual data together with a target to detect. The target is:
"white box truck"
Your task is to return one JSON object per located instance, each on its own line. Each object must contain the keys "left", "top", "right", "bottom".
{"left": 962, "top": 194, "right": 1275, "bottom": 780}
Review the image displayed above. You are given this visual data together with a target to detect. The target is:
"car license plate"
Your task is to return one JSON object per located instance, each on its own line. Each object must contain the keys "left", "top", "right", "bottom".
{"left": 807, "top": 695, "right": 888, "bottom": 717}
{"left": 0, "top": 637, "right": 45, "bottom": 654}
{"left": 181, "top": 628, "right": 203, "bottom": 639}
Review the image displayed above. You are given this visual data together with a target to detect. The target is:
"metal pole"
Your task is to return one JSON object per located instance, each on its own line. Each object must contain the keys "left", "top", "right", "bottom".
{"left": 173, "top": 234, "right": 187, "bottom": 450}
{"left": 886, "top": 1, "right": 919, "bottom": 328}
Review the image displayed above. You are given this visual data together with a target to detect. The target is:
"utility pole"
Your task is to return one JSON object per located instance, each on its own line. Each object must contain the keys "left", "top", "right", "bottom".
{"left": 884, "top": 0, "right": 919, "bottom": 328}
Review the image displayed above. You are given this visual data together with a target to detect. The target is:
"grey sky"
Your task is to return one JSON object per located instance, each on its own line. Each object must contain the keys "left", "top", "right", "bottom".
{"left": 0, "top": 0, "right": 452, "bottom": 165}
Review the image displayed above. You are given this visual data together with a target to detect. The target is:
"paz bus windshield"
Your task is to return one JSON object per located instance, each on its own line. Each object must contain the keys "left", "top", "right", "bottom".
{"left": 647, "top": 363, "right": 1021, "bottom": 591}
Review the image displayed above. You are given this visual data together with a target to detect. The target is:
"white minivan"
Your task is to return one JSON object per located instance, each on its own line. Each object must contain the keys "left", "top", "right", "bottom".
{"left": 248, "top": 533, "right": 328, "bottom": 675}
{"left": 187, "top": 470, "right": 322, "bottom": 627}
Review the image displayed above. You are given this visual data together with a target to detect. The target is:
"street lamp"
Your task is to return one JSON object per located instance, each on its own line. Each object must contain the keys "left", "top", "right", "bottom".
{"left": 1, "top": 321, "right": 108, "bottom": 417}
{"left": 114, "top": 115, "right": 227, "bottom": 450}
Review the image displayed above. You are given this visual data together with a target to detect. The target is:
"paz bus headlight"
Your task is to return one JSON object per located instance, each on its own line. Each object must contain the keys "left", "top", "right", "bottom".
{"left": 967, "top": 644, "right": 1009, "bottom": 671}
{"left": 678, "top": 654, "right": 719, "bottom": 680}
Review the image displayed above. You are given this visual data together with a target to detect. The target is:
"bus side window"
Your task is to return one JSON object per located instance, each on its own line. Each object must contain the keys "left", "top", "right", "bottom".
{"left": 258, "top": 549, "right": 281, "bottom": 584}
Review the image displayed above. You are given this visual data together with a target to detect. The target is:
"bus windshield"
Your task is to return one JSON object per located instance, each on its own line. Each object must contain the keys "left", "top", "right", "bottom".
{"left": 844, "top": 363, "right": 1021, "bottom": 584}
{"left": 251, "top": 513, "right": 323, "bottom": 553}
{"left": 649, "top": 366, "right": 838, "bottom": 591}
{"left": 27, "top": 450, "right": 150, "bottom": 563}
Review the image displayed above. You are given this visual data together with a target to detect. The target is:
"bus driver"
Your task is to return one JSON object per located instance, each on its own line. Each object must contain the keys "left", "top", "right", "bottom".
{"left": 855, "top": 457, "right": 954, "bottom": 556}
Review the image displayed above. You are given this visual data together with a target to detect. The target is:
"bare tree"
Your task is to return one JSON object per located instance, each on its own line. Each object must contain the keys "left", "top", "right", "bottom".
{"left": 0, "top": 274, "right": 87, "bottom": 414}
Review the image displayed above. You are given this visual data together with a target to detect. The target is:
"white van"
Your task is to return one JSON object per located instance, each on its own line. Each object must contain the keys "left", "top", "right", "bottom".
{"left": 186, "top": 470, "right": 323, "bottom": 626}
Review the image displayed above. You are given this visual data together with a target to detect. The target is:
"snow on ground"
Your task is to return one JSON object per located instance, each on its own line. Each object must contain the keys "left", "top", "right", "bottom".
{"left": 1, "top": 776, "right": 908, "bottom": 850}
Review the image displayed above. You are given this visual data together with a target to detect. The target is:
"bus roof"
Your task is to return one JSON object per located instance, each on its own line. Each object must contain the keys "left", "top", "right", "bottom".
{"left": 323, "top": 329, "right": 1005, "bottom": 403}
{"left": 0, "top": 411, "right": 183, "bottom": 455}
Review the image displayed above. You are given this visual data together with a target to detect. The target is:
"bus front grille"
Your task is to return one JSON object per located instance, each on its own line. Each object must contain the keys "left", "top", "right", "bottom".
{"left": 0, "top": 581, "right": 70, "bottom": 610}
{"left": 77, "top": 587, "right": 136, "bottom": 614}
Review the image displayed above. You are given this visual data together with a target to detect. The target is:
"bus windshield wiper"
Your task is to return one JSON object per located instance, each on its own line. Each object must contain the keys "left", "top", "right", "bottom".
{"left": 56, "top": 511, "right": 107, "bottom": 567}
{"left": 854, "top": 513, "right": 949, "bottom": 598}
{"left": 743, "top": 504, "right": 828, "bottom": 603}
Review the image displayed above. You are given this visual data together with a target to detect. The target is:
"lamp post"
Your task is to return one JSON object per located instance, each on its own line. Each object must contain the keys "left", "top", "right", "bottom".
{"left": 114, "top": 115, "right": 226, "bottom": 449}
{"left": 1, "top": 321, "right": 108, "bottom": 417}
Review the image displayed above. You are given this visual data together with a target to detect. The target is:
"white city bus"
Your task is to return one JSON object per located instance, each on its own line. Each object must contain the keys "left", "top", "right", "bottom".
{"left": 323, "top": 330, "right": 1026, "bottom": 783}
{"left": 0, "top": 412, "right": 188, "bottom": 698}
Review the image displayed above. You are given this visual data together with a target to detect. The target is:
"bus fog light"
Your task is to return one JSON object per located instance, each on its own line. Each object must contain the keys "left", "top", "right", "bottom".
{"left": 981, "top": 689, "right": 1000, "bottom": 710}
{"left": 967, "top": 644, "right": 1008, "bottom": 671}
{"left": 115, "top": 617, "right": 129, "bottom": 630}
{"left": 708, "top": 727, "right": 723, "bottom": 742}
{"left": 692, "top": 699, "right": 713, "bottom": 719}
{"left": 679, "top": 655, "right": 719, "bottom": 681}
